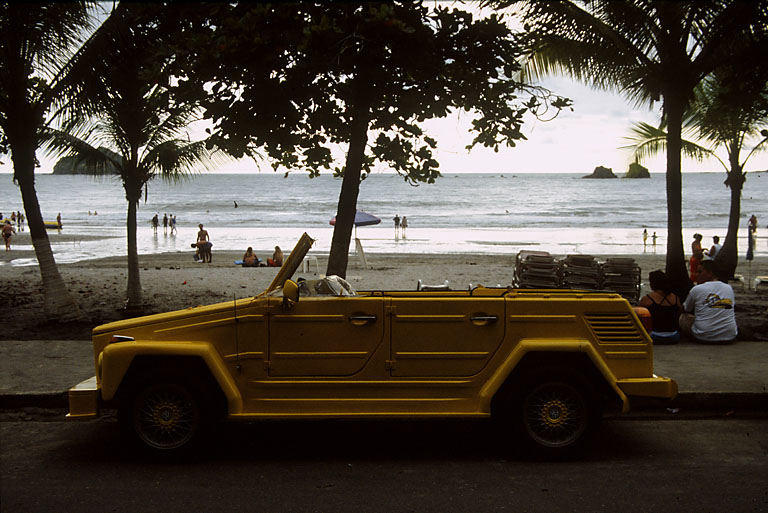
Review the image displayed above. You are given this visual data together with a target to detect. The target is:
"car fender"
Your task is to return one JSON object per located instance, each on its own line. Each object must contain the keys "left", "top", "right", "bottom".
{"left": 478, "top": 339, "right": 629, "bottom": 413}
{"left": 100, "top": 341, "right": 243, "bottom": 414}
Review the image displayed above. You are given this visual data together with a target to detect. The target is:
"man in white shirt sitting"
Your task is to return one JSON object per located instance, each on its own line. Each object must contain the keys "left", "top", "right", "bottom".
{"left": 679, "top": 259, "right": 738, "bottom": 344}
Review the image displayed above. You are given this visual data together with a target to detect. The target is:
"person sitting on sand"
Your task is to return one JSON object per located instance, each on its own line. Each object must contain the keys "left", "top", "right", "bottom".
{"left": 705, "top": 235, "right": 722, "bottom": 259}
{"left": 639, "top": 270, "right": 682, "bottom": 344}
{"left": 3, "top": 220, "right": 16, "bottom": 251}
{"left": 242, "top": 247, "right": 259, "bottom": 267}
{"left": 267, "top": 246, "right": 283, "bottom": 267}
{"left": 679, "top": 259, "right": 737, "bottom": 344}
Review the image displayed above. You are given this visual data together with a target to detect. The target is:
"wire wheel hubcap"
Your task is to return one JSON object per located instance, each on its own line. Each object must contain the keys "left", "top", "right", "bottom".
{"left": 134, "top": 384, "right": 199, "bottom": 450}
{"left": 523, "top": 382, "right": 588, "bottom": 448}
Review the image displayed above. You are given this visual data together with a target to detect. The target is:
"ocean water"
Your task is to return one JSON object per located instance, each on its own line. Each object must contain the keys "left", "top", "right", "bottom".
{"left": 2, "top": 171, "right": 767, "bottom": 265}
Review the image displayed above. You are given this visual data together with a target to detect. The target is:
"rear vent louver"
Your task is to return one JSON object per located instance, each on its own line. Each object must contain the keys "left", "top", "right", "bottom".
{"left": 584, "top": 313, "right": 644, "bottom": 344}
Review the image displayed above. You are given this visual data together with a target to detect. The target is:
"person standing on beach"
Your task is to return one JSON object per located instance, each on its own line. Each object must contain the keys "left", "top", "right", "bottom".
{"left": 17, "top": 211, "right": 24, "bottom": 231}
{"left": 171, "top": 215, "right": 177, "bottom": 234}
{"left": 401, "top": 216, "right": 408, "bottom": 238}
{"left": 393, "top": 214, "right": 400, "bottom": 238}
{"left": 642, "top": 229, "right": 648, "bottom": 250}
{"left": 163, "top": 213, "right": 168, "bottom": 234}
{"left": 2, "top": 220, "right": 15, "bottom": 251}
{"left": 748, "top": 214, "right": 757, "bottom": 234}
{"left": 56, "top": 212, "right": 62, "bottom": 232}
{"left": 151, "top": 214, "right": 159, "bottom": 234}
{"left": 689, "top": 233, "right": 704, "bottom": 281}
{"left": 652, "top": 231, "right": 657, "bottom": 252}
{"left": 196, "top": 223, "right": 212, "bottom": 263}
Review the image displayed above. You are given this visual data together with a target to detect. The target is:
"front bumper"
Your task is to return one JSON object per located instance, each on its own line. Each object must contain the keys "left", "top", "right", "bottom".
{"left": 66, "top": 376, "right": 100, "bottom": 419}
{"left": 617, "top": 375, "right": 678, "bottom": 399}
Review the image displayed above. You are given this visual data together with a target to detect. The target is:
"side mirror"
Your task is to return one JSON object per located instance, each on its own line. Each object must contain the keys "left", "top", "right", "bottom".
{"left": 283, "top": 279, "right": 299, "bottom": 309}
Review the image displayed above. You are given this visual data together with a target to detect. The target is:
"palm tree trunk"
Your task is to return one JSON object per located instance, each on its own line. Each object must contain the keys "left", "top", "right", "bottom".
{"left": 326, "top": 107, "right": 370, "bottom": 278}
{"left": 124, "top": 182, "right": 143, "bottom": 312}
{"left": 12, "top": 143, "right": 81, "bottom": 321}
{"left": 663, "top": 94, "right": 690, "bottom": 296}
{"left": 715, "top": 157, "right": 745, "bottom": 281}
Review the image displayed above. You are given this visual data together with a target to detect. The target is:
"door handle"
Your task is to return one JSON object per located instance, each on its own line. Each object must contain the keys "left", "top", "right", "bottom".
{"left": 349, "top": 314, "right": 377, "bottom": 325}
{"left": 470, "top": 315, "right": 498, "bottom": 325}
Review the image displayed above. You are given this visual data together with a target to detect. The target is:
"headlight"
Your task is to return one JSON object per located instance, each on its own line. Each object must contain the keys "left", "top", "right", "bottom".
{"left": 109, "top": 335, "right": 135, "bottom": 344}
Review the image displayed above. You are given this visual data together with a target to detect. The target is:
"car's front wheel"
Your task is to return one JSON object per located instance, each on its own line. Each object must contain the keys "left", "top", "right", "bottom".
{"left": 124, "top": 382, "right": 201, "bottom": 451}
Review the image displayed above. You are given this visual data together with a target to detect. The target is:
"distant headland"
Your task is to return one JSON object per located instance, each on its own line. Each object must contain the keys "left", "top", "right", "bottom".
{"left": 52, "top": 148, "right": 121, "bottom": 175}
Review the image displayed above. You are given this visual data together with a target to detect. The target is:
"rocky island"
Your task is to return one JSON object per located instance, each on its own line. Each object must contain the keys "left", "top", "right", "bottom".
{"left": 582, "top": 165, "right": 617, "bottom": 179}
{"left": 625, "top": 162, "right": 651, "bottom": 178}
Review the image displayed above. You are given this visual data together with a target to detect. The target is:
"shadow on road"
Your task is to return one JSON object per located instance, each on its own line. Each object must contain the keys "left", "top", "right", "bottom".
{"left": 60, "top": 415, "right": 660, "bottom": 464}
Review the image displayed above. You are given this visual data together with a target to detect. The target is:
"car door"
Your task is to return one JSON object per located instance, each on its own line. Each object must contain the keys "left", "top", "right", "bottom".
{"left": 390, "top": 296, "right": 505, "bottom": 377}
{"left": 267, "top": 295, "right": 385, "bottom": 376}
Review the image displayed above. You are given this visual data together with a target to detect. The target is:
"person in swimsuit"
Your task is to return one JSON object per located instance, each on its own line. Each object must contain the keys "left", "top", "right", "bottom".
{"left": 196, "top": 224, "right": 212, "bottom": 263}
{"left": 242, "top": 247, "right": 259, "bottom": 267}
{"left": 639, "top": 270, "right": 682, "bottom": 344}
{"left": 267, "top": 246, "right": 283, "bottom": 267}
{"left": 2, "top": 220, "right": 16, "bottom": 251}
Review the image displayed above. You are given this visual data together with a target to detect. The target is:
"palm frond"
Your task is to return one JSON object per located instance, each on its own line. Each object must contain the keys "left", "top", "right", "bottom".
{"left": 620, "top": 121, "right": 715, "bottom": 165}
{"left": 39, "top": 127, "right": 123, "bottom": 176}
{"left": 46, "top": 3, "right": 135, "bottom": 125}
{"left": 140, "top": 139, "right": 232, "bottom": 184}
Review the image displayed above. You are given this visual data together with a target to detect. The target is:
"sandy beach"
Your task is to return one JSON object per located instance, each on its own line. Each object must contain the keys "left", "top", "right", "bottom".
{"left": 2, "top": 245, "right": 766, "bottom": 341}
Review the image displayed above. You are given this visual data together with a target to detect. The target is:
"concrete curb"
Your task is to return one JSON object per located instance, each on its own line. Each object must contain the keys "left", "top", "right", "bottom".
{"left": 0, "top": 392, "right": 68, "bottom": 410}
{"left": 668, "top": 392, "right": 768, "bottom": 412}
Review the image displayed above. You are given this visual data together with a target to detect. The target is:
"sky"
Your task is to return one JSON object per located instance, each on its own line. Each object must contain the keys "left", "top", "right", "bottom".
{"left": 11, "top": 75, "right": 766, "bottom": 177}
{"left": 2, "top": 4, "right": 766, "bottom": 177}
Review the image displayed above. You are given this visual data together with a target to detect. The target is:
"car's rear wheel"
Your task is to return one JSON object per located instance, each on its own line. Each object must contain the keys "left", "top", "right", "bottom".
{"left": 521, "top": 380, "right": 590, "bottom": 450}
{"left": 126, "top": 382, "right": 201, "bottom": 451}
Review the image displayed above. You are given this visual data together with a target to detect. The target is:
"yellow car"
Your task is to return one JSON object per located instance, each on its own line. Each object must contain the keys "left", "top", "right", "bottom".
{"left": 68, "top": 233, "right": 676, "bottom": 454}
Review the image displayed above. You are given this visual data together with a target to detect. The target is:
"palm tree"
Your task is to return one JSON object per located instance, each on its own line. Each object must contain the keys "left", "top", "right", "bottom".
{"left": 486, "top": 0, "right": 767, "bottom": 294}
{"left": 0, "top": 3, "right": 100, "bottom": 320}
{"left": 623, "top": 74, "right": 768, "bottom": 280}
{"left": 42, "top": 8, "right": 229, "bottom": 312}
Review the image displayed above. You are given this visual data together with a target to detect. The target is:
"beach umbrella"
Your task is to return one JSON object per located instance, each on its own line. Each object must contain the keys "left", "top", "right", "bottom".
{"left": 329, "top": 209, "right": 381, "bottom": 239}
{"left": 329, "top": 210, "right": 381, "bottom": 227}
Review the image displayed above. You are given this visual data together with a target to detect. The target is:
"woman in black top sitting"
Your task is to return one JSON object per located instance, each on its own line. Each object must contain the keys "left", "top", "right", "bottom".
{"left": 639, "top": 270, "right": 682, "bottom": 344}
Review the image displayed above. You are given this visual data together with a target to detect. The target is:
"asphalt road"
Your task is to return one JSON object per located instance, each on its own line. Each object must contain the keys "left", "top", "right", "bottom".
{"left": 1, "top": 414, "right": 767, "bottom": 512}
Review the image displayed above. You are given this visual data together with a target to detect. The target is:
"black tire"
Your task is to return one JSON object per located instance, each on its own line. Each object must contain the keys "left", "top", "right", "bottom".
{"left": 504, "top": 372, "right": 598, "bottom": 457}
{"left": 124, "top": 381, "right": 202, "bottom": 452}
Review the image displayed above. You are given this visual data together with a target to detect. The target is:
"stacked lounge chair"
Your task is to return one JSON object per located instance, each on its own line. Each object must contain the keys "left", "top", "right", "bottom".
{"left": 558, "top": 254, "right": 601, "bottom": 290}
{"left": 600, "top": 257, "right": 642, "bottom": 303}
{"left": 514, "top": 250, "right": 559, "bottom": 288}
